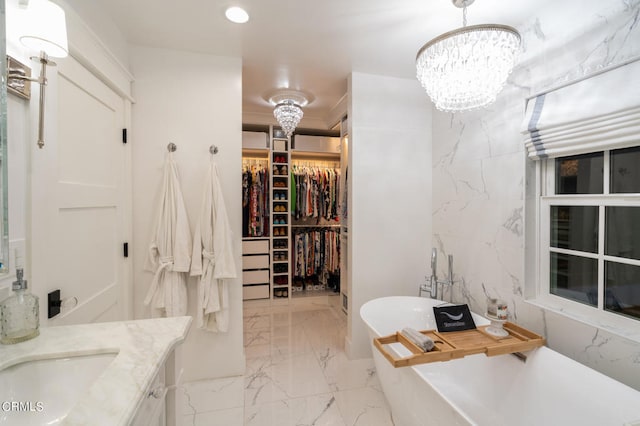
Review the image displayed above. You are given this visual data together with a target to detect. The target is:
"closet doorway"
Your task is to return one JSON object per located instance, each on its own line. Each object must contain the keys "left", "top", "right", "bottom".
{"left": 240, "top": 126, "right": 344, "bottom": 310}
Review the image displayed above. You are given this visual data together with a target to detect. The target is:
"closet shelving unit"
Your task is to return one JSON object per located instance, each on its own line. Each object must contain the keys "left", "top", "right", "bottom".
{"left": 271, "top": 131, "right": 291, "bottom": 300}
{"left": 241, "top": 148, "right": 271, "bottom": 301}
{"left": 242, "top": 126, "right": 345, "bottom": 305}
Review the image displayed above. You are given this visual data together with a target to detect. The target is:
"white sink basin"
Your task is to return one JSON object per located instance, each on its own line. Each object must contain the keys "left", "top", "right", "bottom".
{"left": 0, "top": 352, "right": 117, "bottom": 425}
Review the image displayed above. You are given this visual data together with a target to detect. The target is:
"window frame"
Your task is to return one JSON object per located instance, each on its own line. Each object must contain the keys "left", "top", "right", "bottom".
{"left": 535, "top": 150, "right": 640, "bottom": 332}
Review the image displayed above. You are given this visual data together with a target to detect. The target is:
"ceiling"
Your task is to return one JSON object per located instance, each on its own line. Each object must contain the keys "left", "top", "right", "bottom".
{"left": 91, "top": 0, "right": 552, "bottom": 128}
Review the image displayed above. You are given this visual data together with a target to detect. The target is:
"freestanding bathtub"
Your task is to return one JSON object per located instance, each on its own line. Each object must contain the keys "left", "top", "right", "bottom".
{"left": 361, "top": 296, "right": 640, "bottom": 426}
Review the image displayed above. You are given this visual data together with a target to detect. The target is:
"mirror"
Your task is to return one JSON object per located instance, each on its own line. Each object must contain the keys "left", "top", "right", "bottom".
{"left": 0, "top": 0, "right": 9, "bottom": 274}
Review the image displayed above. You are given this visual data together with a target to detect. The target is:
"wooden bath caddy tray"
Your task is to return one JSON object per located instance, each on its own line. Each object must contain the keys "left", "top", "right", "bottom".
{"left": 374, "top": 322, "right": 545, "bottom": 368}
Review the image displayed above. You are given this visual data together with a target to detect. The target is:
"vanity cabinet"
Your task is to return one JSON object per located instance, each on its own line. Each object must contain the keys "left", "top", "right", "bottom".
{"left": 131, "top": 364, "right": 166, "bottom": 426}
{"left": 0, "top": 317, "right": 191, "bottom": 426}
{"left": 132, "top": 348, "right": 181, "bottom": 426}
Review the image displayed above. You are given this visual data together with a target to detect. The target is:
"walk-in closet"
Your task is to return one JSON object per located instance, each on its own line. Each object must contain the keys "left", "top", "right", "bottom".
{"left": 241, "top": 125, "right": 348, "bottom": 308}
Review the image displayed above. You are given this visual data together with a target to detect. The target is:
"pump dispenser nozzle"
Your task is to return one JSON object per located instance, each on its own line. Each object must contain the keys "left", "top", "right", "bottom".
{"left": 12, "top": 268, "right": 27, "bottom": 291}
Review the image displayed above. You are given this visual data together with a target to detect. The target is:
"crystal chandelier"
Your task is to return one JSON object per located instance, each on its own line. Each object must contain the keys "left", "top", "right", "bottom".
{"left": 273, "top": 100, "right": 304, "bottom": 137}
{"left": 268, "top": 90, "right": 310, "bottom": 138}
{"left": 416, "top": 0, "right": 521, "bottom": 112}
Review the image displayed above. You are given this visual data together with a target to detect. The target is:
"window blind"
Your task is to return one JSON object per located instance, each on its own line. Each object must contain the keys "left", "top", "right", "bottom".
{"left": 522, "top": 59, "right": 640, "bottom": 160}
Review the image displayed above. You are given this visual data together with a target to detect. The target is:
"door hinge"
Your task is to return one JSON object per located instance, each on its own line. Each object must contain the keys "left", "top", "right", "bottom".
{"left": 122, "top": 128, "right": 128, "bottom": 144}
{"left": 123, "top": 242, "right": 129, "bottom": 258}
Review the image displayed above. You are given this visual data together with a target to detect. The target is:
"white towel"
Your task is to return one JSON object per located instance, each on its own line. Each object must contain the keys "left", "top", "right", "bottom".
{"left": 144, "top": 153, "right": 192, "bottom": 317}
{"left": 401, "top": 327, "right": 435, "bottom": 352}
{"left": 190, "top": 159, "right": 237, "bottom": 332}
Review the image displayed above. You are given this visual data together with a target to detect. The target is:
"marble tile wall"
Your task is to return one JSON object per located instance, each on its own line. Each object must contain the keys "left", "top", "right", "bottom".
{"left": 432, "top": 0, "right": 640, "bottom": 390}
{"left": 177, "top": 301, "right": 393, "bottom": 426}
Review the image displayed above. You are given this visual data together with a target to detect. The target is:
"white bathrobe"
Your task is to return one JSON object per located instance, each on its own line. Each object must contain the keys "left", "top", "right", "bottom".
{"left": 190, "top": 159, "right": 237, "bottom": 332}
{"left": 144, "top": 153, "right": 192, "bottom": 317}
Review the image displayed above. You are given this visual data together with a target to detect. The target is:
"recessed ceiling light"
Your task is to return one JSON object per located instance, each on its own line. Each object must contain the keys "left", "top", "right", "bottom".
{"left": 225, "top": 6, "right": 249, "bottom": 24}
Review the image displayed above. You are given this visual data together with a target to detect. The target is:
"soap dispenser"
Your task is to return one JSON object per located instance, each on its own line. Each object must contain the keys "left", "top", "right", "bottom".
{"left": 0, "top": 268, "right": 40, "bottom": 344}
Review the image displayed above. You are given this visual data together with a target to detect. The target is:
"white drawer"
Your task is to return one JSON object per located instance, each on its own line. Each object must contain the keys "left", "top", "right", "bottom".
{"left": 242, "top": 239, "right": 269, "bottom": 255}
{"left": 243, "top": 284, "right": 270, "bottom": 300}
{"left": 243, "top": 270, "right": 270, "bottom": 285}
{"left": 243, "top": 254, "right": 269, "bottom": 270}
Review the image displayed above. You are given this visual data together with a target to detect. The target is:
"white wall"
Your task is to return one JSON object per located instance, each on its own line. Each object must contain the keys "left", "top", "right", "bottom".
{"left": 131, "top": 46, "right": 245, "bottom": 381}
{"left": 346, "top": 72, "right": 432, "bottom": 358}
{"left": 432, "top": 0, "right": 640, "bottom": 390}
{"left": 57, "top": 0, "right": 130, "bottom": 71}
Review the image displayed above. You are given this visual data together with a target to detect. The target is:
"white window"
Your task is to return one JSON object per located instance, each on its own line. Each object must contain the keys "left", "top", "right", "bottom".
{"left": 522, "top": 59, "right": 640, "bottom": 334}
{"left": 538, "top": 147, "right": 640, "bottom": 325}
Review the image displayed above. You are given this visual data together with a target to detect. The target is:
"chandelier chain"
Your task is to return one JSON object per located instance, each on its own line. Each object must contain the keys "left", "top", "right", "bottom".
{"left": 462, "top": 5, "right": 467, "bottom": 27}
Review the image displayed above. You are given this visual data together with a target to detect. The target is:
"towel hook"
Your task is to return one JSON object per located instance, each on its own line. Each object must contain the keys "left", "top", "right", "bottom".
{"left": 167, "top": 143, "right": 177, "bottom": 152}
{"left": 210, "top": 145, "right": 219, "bottom": 155}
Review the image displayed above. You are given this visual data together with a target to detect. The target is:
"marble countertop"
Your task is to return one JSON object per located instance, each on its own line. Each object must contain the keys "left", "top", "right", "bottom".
{"left": 0, "top": 316, "right": 192, "bottom": 425}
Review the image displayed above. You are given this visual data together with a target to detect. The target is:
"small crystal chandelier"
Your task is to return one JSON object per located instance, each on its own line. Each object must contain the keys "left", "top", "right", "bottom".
{"left": 268, "top": 90, "right": 310, "bottom": 138}
{"left": 274, "top": 101, "right": 303, "bottom": 137}
{"left": 416, "top": 0, "right": 521, "bottom": 112}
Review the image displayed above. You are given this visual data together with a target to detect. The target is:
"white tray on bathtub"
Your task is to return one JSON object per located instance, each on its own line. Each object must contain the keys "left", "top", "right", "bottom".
{"left": 374, "top": 322, "right": 545, "bottom": 368}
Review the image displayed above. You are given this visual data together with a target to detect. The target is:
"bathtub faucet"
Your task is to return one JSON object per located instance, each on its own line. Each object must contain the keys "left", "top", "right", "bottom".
{"left": 419, "top": 248, "right": 455, "bottom": 300}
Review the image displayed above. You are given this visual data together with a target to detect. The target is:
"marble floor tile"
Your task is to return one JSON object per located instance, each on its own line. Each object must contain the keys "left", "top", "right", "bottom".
{"left": 185, "top": 407, "right": 244, "bottom": 426}
{"left": 317, "top": 348, "right": 380, "bottom": 392}
{"left": 270, "top": 323, "right": 315, "bottom": 357}
{"left": 245, "top": 342, "right": 272, "bottom": 359}
{"left": 244, "top": 329, "right": 271, "bottom": 347}
{"left": 244, "top": 312, "right": 272, "bottom": 331}
{"left": 181, "top": 298, "right": 394, "bottom": 426}
{"left": 245, "top": 352, "right": 331, "bottom": 406}
{"left": 307, "top": 327, "right": 347, "bottom": 355}
{"left": 245, "top": 393, "right": 346, "bottom": 426}
{"left": 179, "top": 376, "right": 244, "bottom": 416}
{"left": 333, "top": 386, "right": 394, "bottom": 426}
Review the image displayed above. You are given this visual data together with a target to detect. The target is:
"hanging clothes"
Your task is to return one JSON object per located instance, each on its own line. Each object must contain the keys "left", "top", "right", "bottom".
{"left": 144, "top": 153, "right": 192, "bottom": 317}
{"left": 191, "top": 159, "right": 237, "bottom": 332}
{"left": 242, "top": 161, "right": 270, "bottom": 237}
{"left": 293, "top": 228, "right": 340, "bottom": 282}
{"left": 292, "top": 165, "right": 340, "bottom": 222}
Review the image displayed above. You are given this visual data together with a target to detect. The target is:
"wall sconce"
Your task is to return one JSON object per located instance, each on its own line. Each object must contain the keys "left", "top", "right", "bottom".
{"left": 7, "top": 0, "right": 68, "bottom": 149}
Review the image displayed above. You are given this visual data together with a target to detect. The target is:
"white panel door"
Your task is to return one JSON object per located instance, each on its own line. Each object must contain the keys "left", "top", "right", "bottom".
{"left": 31, "top": 55, "right": 130, "bottom": 325}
